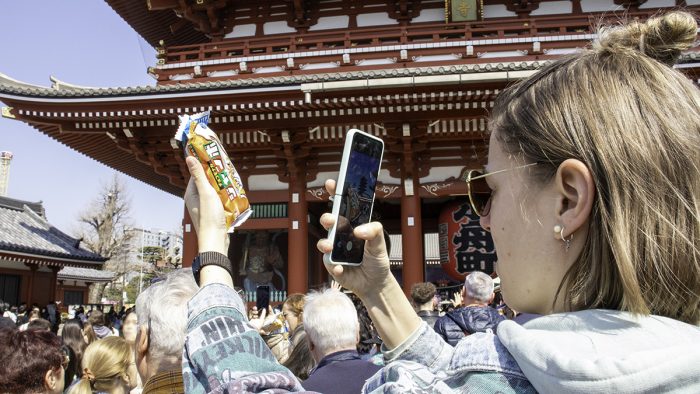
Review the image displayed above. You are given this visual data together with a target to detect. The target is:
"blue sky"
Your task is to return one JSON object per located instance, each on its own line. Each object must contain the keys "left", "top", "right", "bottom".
{"left": 0, "top": 1, "right": 184, "bottom": 235}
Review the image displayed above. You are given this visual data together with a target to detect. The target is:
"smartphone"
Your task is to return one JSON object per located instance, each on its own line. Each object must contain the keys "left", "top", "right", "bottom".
{"left": 256, "top": 285, "right": 270, "bottom": 311}
{"left": 325, "top": 129, "right": 384, "bottom": 265}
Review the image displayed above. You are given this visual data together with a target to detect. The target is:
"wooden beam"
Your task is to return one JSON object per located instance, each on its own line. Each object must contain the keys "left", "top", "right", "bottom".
{"left": 147, "top": 0, "right": 179, "bottom": 11}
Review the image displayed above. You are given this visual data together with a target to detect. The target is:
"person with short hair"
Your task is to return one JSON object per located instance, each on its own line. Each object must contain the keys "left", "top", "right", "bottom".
{"left": 0, "top": 328, "right": 67, "bottom": 393}
{"left": 2, "top": 301, "right": 17, "bottom": 323}
{"left": 134, "top": 269, "right": 197, "bottom": 394}
{"left": 434, "top": 272, "right": 504, "bottom": 346}
{"left": 66, "top": 336, "right": 138, "bottom": 394}
{"left": 410, "top": 282, "right": 440, "bottom": 328}
{"left": 16, "top": 303, "right": 29, "bottom": 326}
{"left": 87, "top": 310, "right": 114, "bottom": 339}
{"left": 75, "top": 306, "right": 87, "bottom": 324}
{"left": 28, "top": 318, "right": 54, "bottom": 332}
{"left": 0, "top": 315, "right": 15, "bottom": 331}
{"left": 301, "top": 288, "right": 382, "bottom": 394}
{"left": 19, "top": 308, "right": 41, "bottom": 331}
{"left": 315, "top": 11, "right": 700, "bottom": 393}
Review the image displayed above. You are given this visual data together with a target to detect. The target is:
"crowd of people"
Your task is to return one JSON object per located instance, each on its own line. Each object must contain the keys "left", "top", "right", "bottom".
{"left": 0, "top": 301, "right": 141, "bottom": 392}
{"left": 1, "top": 10, "right": 699, "bottom": 393}
{"left": 0, "top": 271, "right": 516, "bottom": 394}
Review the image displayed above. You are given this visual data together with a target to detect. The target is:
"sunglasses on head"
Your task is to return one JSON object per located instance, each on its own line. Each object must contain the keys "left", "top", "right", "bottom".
{"left": 466, "top": 163, "right": 538, "bottom": 217}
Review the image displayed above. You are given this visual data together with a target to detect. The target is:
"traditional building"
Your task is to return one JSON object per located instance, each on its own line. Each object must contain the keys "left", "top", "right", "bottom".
{"left": 57, "top": 266, "right": 115, "bottom": 306}
{"left": 0, "top": 196, "right": 107, "bottom": 306}
{"left": 1, "top": 1, "right": 698, "bottom": 296}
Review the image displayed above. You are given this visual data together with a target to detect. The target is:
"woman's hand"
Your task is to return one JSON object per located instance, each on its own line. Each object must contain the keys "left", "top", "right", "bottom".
{"left": 184, "top": 156, "right": 229, "bottom": 255}
{"left": 316, "top": 180, "right": 392, "bottom": 299}
{"left": 184, "top": 155, "right": 232, "bottom": 288}
{"left": 316, "top": 179, "right": 421, "bottom": 349}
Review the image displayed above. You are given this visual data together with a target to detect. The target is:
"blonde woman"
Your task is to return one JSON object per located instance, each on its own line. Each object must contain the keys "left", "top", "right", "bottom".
{"left": 313, "top": 11, "right": 700, "bottom": 394}
{"left": 183, "top": 10, "right": 699, "bottom": 393}
{"left": 67, "top": 336, "right": 138, "bottom": 394}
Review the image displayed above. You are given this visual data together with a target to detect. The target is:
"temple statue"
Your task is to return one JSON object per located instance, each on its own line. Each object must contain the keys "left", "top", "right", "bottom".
{"left": 239, "top": 231, "right": 285, "bottom": 292}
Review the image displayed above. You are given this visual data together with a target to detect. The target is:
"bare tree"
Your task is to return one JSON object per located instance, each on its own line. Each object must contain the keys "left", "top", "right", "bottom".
{"left": 76, "top": 174, "right": 133, "bottom": 303}
{"left": 79, "top": 174, "right": 130, "bottom": 257}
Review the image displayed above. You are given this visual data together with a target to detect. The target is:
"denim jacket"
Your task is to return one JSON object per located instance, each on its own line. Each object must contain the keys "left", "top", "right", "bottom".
{"left": 363, "top": 322, "right": 536, "bottom": 393}
{"left": 182, "top": 283, "right": 316, "bottom": 393}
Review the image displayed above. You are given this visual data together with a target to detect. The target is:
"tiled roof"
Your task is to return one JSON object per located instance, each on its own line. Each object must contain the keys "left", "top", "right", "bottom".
{"left": 1, "top": 52, "right": 698, "bottom": 100}
{"left": 0, "top": 196, "right": 106, "bottom": 263}
{"left": 0, "top": 61, "right": 550, "bottom": 98}
{"left": 58, "top": 266, "right": 115, "bottom": 282}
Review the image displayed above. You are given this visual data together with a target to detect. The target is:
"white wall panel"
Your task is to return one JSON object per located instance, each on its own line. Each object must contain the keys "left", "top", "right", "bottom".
{"left": 531, "top": 1, "right": 573, "bottom": 15}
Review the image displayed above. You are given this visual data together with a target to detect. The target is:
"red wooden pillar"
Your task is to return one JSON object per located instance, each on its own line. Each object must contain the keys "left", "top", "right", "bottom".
{"left": 400, "top": 174, "right": 424, "bottom": 294}
{"left": 287, "top": 178, "right": 309, "bottom": 294}
{"left": 313, "top": 242, "right": 327, "bottom": 288}
{"left": 50, "top": 266, "right": 60, "bottom": 302}
{"left": 25, "top": 264, "right": 37, "bottom": 305}
{"left": 397, "top": 122, "right": 425, "bottom": 295}
{"left": 182, "top": 206, "right": 198, "bottom": 268}
{"left": 57, "top": 280, "right": 64, "bottom": 304}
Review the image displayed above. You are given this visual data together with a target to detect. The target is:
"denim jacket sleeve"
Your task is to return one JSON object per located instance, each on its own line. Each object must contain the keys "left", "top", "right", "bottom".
{"left": 363, "top": 322, "right": 537, "bottom": 393}
{"left": 383, "top": 322, "right": 455, "bottom": 371}
{"left": 182, "top": 283, "right": 312, "bottom": 394}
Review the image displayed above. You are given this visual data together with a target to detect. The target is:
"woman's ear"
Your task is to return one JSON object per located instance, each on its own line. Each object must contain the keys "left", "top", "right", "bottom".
{"left": 554, "top": 159, "right": 595, "bottom": 237}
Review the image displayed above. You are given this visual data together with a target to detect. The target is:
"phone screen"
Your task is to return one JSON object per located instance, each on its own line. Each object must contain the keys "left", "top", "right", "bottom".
{"left": 331, "top": 134, "right": 383, "bottom": 264}
{"left": 256, "top": 285, "right": 270, "bottom": 311}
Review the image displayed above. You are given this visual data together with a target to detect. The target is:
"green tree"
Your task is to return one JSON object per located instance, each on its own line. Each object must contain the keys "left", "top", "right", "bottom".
{"left": 140, "top": 246, "right": 165, "bottom": 265}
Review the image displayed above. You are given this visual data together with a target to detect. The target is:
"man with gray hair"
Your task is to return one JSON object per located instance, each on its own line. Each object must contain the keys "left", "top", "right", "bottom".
{"left": 434, "top": 271, "right": 504, "bottom": 346}
{"left": 302, "top": 288, "right": 382, "bottom": 394}
{"left": 135, "top": 268, "right": 198, "bottom": 394}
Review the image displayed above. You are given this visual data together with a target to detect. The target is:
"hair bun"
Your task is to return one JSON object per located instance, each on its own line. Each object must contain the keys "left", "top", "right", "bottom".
{"left": 595, "top": 11, "right": 698, "bottom": 66}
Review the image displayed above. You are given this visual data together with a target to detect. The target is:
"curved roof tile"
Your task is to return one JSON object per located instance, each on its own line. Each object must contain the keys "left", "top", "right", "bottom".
{"left": 0, "top": 196, "right": 106, "bottom": 263}
{"left": 0, "top": 62, "right": 551, "bottom": 99}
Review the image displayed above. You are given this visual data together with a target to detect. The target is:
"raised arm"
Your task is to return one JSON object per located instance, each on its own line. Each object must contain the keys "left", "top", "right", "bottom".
{"left": 182, "top": 156, "right": 306, "bottom": 393}
{"left": 316, "top": 179, "right": 422, "bottom": 350}
{"left": 183, "top": 156, "right": 233, "bottom": 288}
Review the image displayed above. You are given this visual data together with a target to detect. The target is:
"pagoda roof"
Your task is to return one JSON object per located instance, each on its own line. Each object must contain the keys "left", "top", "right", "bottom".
{"left": 0, "top": 196, "right": 107, "bottom": 266}
{"left": 0, "top": 61, "right": 549, "bottom": 100}
{"left": 105, "top": 0, "right": 207, "bottom": 47}
{"left": 1, "top": 50, "right": 698, "bottom": 198}
{"left": 2, "top": 50, "right": 699, "bottom": 101}
{"left": 58, "top": 266, "right": 115, "bottom": 282}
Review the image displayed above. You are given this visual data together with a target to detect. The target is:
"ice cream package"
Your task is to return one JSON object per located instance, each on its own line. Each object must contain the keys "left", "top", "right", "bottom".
{"left": 174, "top": 111, "right": 252, "bottom": 232}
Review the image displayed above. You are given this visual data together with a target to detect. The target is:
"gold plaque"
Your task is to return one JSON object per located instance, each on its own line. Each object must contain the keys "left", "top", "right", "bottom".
{"left": 448, "top": 0, "right": 481, "bottom": 22}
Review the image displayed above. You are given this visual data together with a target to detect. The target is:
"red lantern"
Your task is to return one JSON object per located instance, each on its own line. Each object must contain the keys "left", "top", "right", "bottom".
{"left": 438, "top": 199, "right": 497, "bottom": 281}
